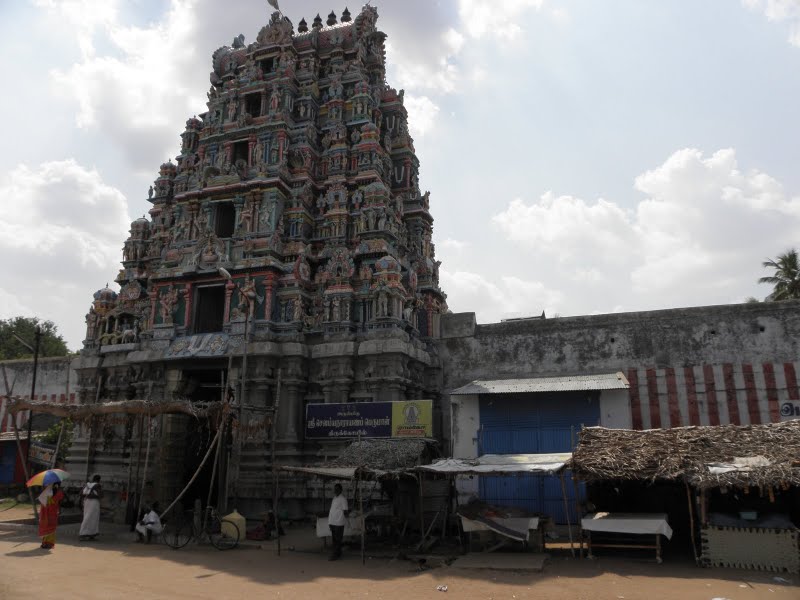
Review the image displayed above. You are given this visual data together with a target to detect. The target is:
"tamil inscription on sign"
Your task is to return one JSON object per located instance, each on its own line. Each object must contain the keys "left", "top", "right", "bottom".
{"left": 305, "top": 400, "right": 433, "bottom": 439}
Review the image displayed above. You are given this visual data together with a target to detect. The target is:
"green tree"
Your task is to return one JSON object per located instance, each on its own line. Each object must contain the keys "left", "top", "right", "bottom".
{"left": 758, "top": 249, "right": 800, "bottom": 301}
{"left": 0, "top": 317, "right": 70, "bottom": 360}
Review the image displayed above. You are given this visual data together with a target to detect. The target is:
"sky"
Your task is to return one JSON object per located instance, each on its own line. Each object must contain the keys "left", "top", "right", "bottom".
{"left": 0, "top": 0, "right": 799, "bottom": 350}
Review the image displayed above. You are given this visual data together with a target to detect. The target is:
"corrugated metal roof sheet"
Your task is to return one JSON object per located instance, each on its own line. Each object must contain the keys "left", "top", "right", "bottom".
{"left": 450, "top": 372, "right": 629, "bottom": 395}
{"left": 418, "top": 453, "right": 571, "bottom": 475}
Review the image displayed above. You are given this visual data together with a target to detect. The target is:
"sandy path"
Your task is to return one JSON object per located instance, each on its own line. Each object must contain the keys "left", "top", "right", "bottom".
{"left": 0, "top": 528, "right": 797, "bottom": 600}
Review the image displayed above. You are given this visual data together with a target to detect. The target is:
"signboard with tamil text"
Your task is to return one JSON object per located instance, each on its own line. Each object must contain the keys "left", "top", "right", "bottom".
{"left": 305, "top": 400, "right": 432, "bottom": 439}
{"left": 29, "top": 441, "right": 56, "bottom": 467}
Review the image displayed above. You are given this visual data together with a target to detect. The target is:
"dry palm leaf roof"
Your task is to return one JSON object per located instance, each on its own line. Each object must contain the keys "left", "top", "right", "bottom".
{"left": 571, "top": 420, "right": 800, "bottom": 489}
{"left": 328, "top": 438, "right": 437, "bottom": 471}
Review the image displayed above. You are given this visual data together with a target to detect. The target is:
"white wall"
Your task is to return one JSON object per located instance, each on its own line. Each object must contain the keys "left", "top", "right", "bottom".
{"left": 599, "top": 389, "right": 631, "bottom": 429}
{"left": 449, "top": 393, "right": 480, "bottom": 502}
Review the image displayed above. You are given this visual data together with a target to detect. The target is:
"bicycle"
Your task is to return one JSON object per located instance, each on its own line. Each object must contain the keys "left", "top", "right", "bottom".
{"left": 162, "top": 506, "right": 240, "bottom": 550}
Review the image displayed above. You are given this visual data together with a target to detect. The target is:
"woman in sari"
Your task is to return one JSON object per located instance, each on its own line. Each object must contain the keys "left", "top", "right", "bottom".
{"left": 38, "top": 482, "right": 65, "bottom": 549}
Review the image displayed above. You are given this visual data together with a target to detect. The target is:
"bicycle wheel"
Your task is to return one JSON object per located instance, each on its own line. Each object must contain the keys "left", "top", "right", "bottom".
{"left": 208, "top": 518, "right": 239, "bottom": 550}
{"left": 162, "top": 520, "right": 193, "bottom": 549}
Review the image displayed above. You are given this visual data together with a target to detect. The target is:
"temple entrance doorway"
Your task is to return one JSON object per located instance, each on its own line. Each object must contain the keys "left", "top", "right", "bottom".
{"left": 169, "top": 365, "right": 228, "bottom": 513}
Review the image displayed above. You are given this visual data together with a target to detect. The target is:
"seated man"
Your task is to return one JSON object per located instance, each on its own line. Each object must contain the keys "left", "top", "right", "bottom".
{"left": 264, "top": 510, "right": 284, "bottom": 540}
{"left": 135, "top": 502, "right": 163, "bottom": 544}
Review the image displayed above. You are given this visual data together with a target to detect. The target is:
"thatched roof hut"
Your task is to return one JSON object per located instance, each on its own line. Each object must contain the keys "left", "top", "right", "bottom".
{"left": 328, "top": 438, "right": 438, "bottom": 471}
{"left": 572, "top": 420, "right": 800, "bottom": 490}
{"left": 281, "top": 438, "right": 440, "bottom": 480}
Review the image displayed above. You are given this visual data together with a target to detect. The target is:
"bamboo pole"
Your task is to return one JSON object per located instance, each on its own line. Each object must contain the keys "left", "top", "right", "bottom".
{"left": 2, "top": 365, "right": 37, "bottom": 522}
{"left": 132, "top": 414, "right": 144, "bottom": 522}
{"left": 572, "top": 474, "right": 583, "bottom": 557}
{"left": 7, "top": 397, "right": 222, "bottom": 418}
{"left": 51, "top": 422, "right": 65, "bottom": 469}
{"left": 272, "top": 368, "right": 282, "bottom": 555}
{"left": 12, "top": 419, "right": 38, "bottom": 524}
{"left": 418, "top": 473, "right": 425, "bottom": 544}
{"left": 160, "top": 426, "right": 222, "bottom": 521}
{"left": 359, "top": 478, "right": 365, "bottom": 565}
{"left": 558, "top": 472, "right": 574, "bottom": 556}
{"left": 123, "top": 414, "right": 134, "bottom": 520}
{"left": 50, "top": 375, "right": 69, "bottom": 469}
{"left": 136, "top": 410, "right": 152, "bottom": 522}
{"left": 85, "top": 373, "right": 104, "bottom": 483}
{"left": 206, "top": 372, "right": 226, "bottom": 513}
{"left": 221, "top": 354, "right": 234, "bottom": 513}
{"left": 685, "top": 480, "right": 699, "bottom": 564}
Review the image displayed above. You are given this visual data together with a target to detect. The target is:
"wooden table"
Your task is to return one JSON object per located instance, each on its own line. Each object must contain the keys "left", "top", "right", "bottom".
{"left": 580, "top": 512, "right": 673, "bottom": 563}
{"left": 460, "top": 515, "right": 544, "bottom": 552}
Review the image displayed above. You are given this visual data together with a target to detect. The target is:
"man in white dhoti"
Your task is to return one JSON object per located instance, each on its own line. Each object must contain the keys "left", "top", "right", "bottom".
{"left": 79, "top": 474, "right": 102, "bottom": 541}
{"left": 136, "top": 502, "right": 163, "bottom": 544}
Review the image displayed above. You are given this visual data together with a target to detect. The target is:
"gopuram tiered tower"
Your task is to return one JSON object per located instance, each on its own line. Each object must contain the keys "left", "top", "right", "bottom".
{"left": 68, "top": 5, "right": 446, "bottom": 517}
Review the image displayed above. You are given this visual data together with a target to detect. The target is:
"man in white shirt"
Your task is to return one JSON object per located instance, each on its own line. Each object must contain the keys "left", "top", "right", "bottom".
{"left": 135, "top": 502, "right": 163, "bottom": 544}
{"left": 328, "top": 483, "right": 348, "bottom": 560}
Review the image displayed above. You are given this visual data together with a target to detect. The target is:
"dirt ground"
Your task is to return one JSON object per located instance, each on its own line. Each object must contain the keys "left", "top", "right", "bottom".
{"left": 1, "top": 505, "right": 797, "bottom": 600}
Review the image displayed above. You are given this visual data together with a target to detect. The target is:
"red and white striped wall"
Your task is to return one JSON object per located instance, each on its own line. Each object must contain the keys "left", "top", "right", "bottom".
{"left": 627, "top": 362, "right": 800, "bottom": 430}
{"left": 0, "top": 393, "right": 76, "bottom": 434}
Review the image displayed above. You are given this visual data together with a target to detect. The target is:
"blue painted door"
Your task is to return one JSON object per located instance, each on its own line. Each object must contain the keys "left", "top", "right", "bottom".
{"left": 0, "top": 443, "right": 16, "bottom": 484}
{"left": 478, "top": 392, "right": 599, "bottom": 523}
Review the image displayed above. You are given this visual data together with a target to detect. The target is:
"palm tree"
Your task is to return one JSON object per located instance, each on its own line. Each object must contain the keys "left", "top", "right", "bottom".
{"left": 758, "top": 249, "right": 800, "bottom": 300}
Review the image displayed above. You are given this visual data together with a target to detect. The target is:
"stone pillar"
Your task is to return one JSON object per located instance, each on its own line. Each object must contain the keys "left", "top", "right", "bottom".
{"left": 223, "top": 280, "right": 235, "bottom": 324}
{"left": 149, "top": 288, "right": 159, "bottom": 327}
{"left": 182, "top": 283, "right": 193, "bottom": 329}
{"left": 279, "top": 382, "right": 302, "bottom": 441}
{"left": 263, "top": 273, "right": 276, "bottom": 321}
{"left": 277, "top": 132, "right": 286, "bottom": 164}
{"left": 247, "top": 134, "right": 256, "bottom": 167}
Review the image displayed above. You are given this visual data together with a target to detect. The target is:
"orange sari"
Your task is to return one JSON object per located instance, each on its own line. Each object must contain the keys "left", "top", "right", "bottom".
{"left": 38, "top": 489, "right": 65, "bottom": 547}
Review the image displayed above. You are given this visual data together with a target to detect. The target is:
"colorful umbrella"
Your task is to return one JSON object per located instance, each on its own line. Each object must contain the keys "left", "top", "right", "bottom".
{"left": 26, "top": 469, "right": 70, "bottom": 488}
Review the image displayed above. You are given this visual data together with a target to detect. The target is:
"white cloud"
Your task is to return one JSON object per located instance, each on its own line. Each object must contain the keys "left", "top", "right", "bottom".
{"left": 43, "top": 0, "right": 205, "bottom": 171}
{"left": 743, "top": 0, "right": 800, "bottom": 46}
{"left": 458, "top": 0, "right": 545, "bottom": 39}
{"left": 439, "top": 238, "right": 469, "bottom": 251}
{"left": 403, "top": 95, "right": 441, "bottom": 138}
{"left": 492, "top": 193, "right": 635, "bottom": 264}
{"left": 0, "top": 160, "right": 130, "bottom": 349}
{"left": 490, "top": 148, "right": 800, "bottom": 313}
{"left": 440, "top": 269, "right": 562, "bottom": 322}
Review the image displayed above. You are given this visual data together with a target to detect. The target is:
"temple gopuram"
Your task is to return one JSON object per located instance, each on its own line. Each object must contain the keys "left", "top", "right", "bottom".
{"left": 67, "top": 5, "right": 446, "bottom": 516}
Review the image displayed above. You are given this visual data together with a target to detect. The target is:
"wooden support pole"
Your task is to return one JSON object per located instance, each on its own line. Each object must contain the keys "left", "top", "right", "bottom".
{"left": 359, "top": 478, "right": 365, "bottom": 565}
{"left": 418, "top": 474, "right": 425, "bottom": 544}
{"left": 272, "top": 368, "right": 282, "bottom": 555}
{"left": 572, "top": 474, "right": 583, "bottom": 557}
{"left": 685, "top": 480, "right": 698, "bottom": 564}
{"left": 1, "top": 364, "right": 36, "bottom": 522}
{"left": 161, "top": 426, "right": 222, "bottom": 521}
{"left": 12, "top": 420, "right": 37, "bottom": 524}
{"left": 132, "top": 414, "right": 144, "bottom": 521}
{"left": 560, "top": 471, "right": 575, "bottom": 557}
{"left": 136, "top": 410, "right": 152, "bottom": 522}
{"left": 7, "top": 397, "right": 222, "bottom": 419}
{"left": 50, "top": 375, "right": 69, "bottom": 469}
{"left": 207, "top": 372, "right": 226, "bottom": 512}
{"left": 51, "top": 421, "right": 65, "bottom": 469}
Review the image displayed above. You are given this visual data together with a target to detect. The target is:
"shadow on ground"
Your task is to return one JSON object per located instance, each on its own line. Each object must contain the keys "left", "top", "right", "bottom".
{"left": 1, "top": 522, "right": 797, "bottom": 591}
